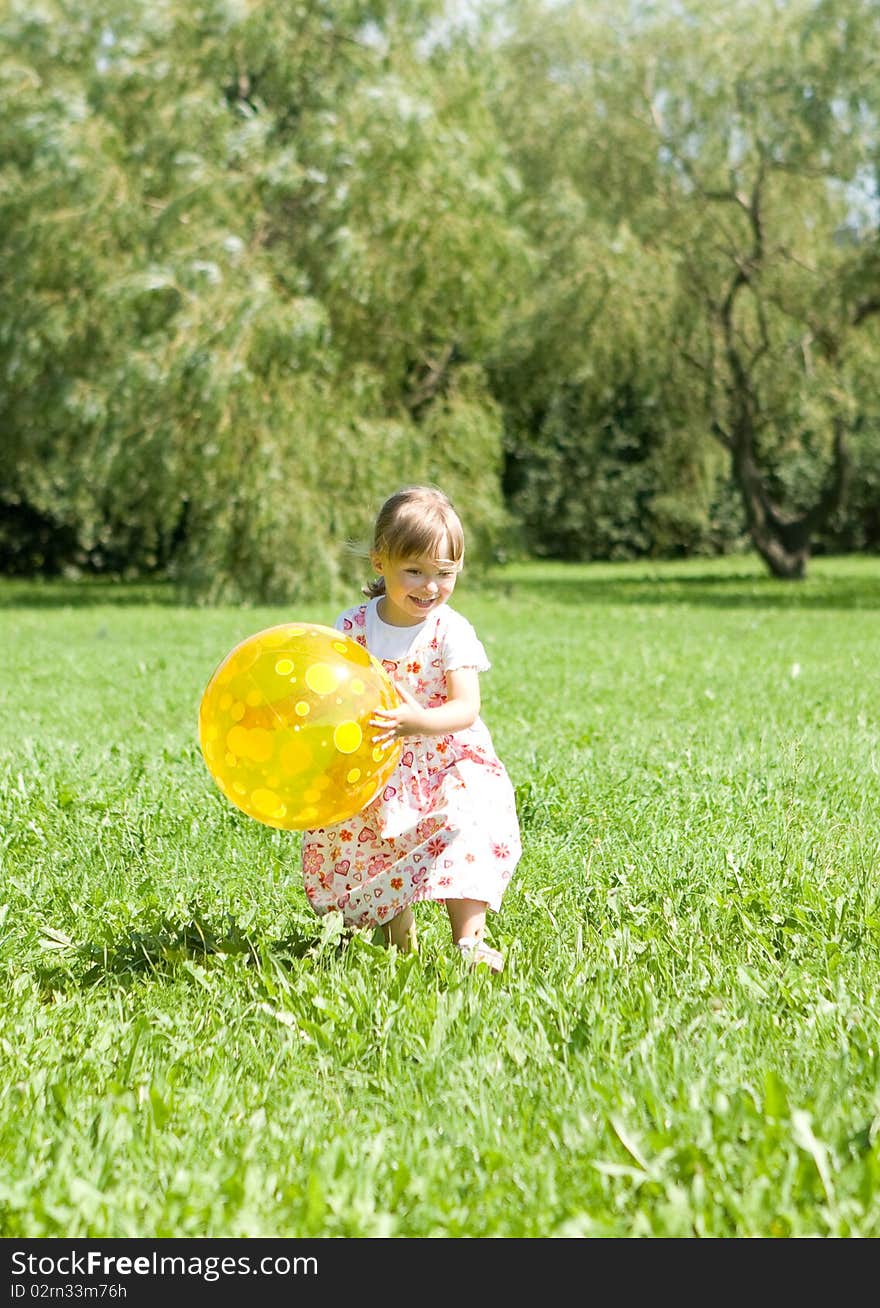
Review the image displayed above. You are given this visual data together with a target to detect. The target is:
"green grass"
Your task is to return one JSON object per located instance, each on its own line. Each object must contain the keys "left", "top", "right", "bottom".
{"left": 1, "top": 554, "right": 879, "bottom": 1237}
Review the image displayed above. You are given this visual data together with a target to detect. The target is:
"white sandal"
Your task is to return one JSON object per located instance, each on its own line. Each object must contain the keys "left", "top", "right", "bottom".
{"left": 456, "top": 936, "right": 504, "bottom": 973}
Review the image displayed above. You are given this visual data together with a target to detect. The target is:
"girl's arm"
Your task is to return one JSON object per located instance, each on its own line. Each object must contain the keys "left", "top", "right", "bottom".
{"left": 370, "top": 668, "right": 480, "bottom": 743}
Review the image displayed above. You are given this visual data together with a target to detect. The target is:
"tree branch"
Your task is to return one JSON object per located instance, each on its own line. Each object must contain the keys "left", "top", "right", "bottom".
{"left": 853, "top": 297, "right": 880, "bottom": 326}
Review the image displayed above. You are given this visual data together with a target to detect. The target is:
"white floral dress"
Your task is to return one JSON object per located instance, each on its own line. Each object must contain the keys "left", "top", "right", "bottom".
{"left": 300, "top": 600, "right": 521, "bottom": 928}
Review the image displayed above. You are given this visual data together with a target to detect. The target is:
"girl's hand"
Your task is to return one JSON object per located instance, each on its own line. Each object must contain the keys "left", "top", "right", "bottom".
{"left": 370, "top": 682, "right": 427, "bottom": 746}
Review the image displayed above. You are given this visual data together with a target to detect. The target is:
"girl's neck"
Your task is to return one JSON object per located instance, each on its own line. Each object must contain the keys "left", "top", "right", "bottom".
{"left": 375, "top": 594, "right": 434, "bottom": 628}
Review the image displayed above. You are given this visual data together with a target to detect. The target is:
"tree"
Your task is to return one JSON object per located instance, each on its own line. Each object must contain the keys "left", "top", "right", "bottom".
{"left": 0, "top": 0, "right": 523, "bottom": 598}
{"left": 636, "top": 0, "right": 880, "bottom": 577}
{"left": 487, "top": 0, "right": 880, "bottom": 576}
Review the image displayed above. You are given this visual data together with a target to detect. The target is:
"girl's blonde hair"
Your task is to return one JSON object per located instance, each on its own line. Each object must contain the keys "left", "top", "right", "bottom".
{"left": 363, "top": 486, "right": 465, "bottom": 598}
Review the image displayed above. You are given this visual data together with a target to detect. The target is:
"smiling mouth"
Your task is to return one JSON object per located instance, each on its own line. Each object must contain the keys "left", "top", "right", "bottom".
{"left": 411, "top": 596, "right": 436, "bottom": 607}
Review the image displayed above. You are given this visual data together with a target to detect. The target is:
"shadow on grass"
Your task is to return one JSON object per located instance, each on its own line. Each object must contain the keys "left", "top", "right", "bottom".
{"left": 499, "top": 569, "right": 880, "bottom": 611}
{"left": 6, "top": 560, "right": 879, "bottom": 613}
{"left": 33, "top": 908, "right": 322, "bottom": 993}
{"left": 0, "top": 578, "right": 182, "bottom": 609}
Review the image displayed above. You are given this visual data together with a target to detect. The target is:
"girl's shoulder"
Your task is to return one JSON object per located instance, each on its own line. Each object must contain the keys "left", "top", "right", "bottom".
{"left": 335, "top": 602, "right": 368, "bottom": 635}
{"left": 431, "top": 604, "right": 465, "bottom": 635}
{"left": 436, "top": 604, "right": 480, "bottom": 638}
{"left": 435, "top": 605, "right": 490, "bottom": 671}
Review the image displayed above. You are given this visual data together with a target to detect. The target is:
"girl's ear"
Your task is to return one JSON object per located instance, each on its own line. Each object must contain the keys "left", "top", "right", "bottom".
{"left": 370, "top": 551, "right": 384, "bottom": 574}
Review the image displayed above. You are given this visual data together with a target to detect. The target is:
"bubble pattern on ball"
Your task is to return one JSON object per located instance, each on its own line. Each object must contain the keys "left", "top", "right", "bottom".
{"left": 198, "top": 623, "right": 402, "bottom": 830}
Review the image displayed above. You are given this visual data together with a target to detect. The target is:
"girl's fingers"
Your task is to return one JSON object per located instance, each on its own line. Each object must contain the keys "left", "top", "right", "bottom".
{"left": 369, "top": 712, "right": 397, "bottom": 738}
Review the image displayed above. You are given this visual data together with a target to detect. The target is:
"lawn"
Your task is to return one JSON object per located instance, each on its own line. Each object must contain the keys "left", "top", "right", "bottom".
{"left": 1, "top": 554, "right": 879, "bottom": 1237}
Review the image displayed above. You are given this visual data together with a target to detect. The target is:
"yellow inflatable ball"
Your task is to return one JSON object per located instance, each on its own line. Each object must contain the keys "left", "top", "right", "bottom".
{"left": 199, "top": 623, "right": 402, "bottom": 830}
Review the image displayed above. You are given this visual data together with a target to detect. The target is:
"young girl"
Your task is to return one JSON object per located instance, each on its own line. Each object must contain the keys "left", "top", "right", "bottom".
{"left": 300, "top": 486, "right": 521, "bottom": 972}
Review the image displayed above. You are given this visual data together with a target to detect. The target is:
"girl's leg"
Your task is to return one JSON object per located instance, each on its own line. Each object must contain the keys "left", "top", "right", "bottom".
{"left": 382, "top": 904, "right": 417, "bottom": 953}
{"left": 445, "top": 897, "right": 489, "bottom": 943}
{"left": 445, "top": 898, "right": 503, "bottom": 973}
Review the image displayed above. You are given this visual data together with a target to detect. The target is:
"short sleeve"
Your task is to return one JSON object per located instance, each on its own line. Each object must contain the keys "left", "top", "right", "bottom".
{"left": 440, "top": 611, "right": 490, "bottom": 674}
{"left": 334, "top": 605, "right": 367, "bottom": 637}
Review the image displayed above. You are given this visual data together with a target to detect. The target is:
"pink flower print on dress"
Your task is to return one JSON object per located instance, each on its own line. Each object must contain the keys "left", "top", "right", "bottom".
{"left": 492, "top": 842, "right": 511, "bottom": 860}
{"left": 367, "top": 854, "right": 392, "bottom": 876}
{"left": 339, "top": 828, "right": 353, "bottom": 842}
{"left": 416, "top": 817, "right": 441, "bottom": 842}
{"left": 302, "top": 847, "right": 322, "bottom": 874}
{"left": 407, "top": 661, "right": 421, "bottom": 675}
{"left": 426, "top": 836, "right": 447, "bottom": 859}
{"left": 390, "top": 876, "right": 404, "bottom": 890}
{"left": 354, "top": 609, "right": 366, "bottom": 627}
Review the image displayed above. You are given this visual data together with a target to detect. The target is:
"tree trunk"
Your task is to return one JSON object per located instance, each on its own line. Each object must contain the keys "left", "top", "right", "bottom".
{"left": 715, "top": 252, "right": 851, "bottom": 579}
{"left": 729, "top": 418, "right": 850, "bottom": 580}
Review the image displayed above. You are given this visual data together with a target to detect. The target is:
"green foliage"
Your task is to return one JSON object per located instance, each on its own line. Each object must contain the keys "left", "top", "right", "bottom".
{"left": 284, "top": 52, "right": 530, "bottom": 400}
{"left": 491, "top": 222, "right": 745, "bottom": 559}
{"left": 822, "top": 412, "right": 880, "bottom": 552}
{"left": 0, "top": 0, "right": 515, "bottom": 600}
{"left": 485, "top": 0, "right": 880, "bottom": 567}
{"left": 506, "top": 381, "right": 746, "bottom": 561}
{"left": 2, "top": 0, "right": 880, "bottom": 590}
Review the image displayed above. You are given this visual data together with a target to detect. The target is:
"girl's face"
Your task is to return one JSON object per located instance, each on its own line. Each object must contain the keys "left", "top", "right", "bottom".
{"left": 372, "top": 552, "right": 460, "bottom": 626}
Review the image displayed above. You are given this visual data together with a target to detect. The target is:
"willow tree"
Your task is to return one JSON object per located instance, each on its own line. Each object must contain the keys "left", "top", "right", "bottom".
{"left": 0, "top": 0, "right": 526, "bottom": 598}
{"left": 489, "top": 0, "right": 880, "bottom": 576}
{"left": 634, "top": 0, "right": 880, "bottom": 577}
